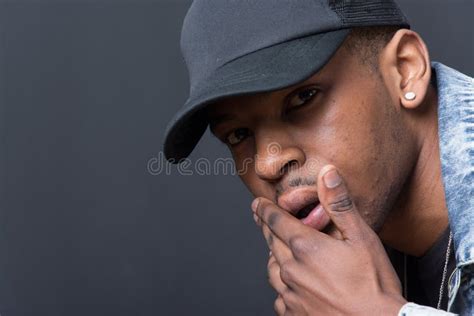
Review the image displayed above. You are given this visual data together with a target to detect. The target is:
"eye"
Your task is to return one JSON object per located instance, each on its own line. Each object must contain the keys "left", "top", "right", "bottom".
{"left": 226, "top": 128, "right": 251, "bottom": 146}
{"left": 287, "top": 87, "right": 319, "bottom": 111}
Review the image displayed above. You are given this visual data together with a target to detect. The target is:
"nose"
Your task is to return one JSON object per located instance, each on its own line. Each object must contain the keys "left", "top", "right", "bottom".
{"left": 254, "top": 136, "right": 305, "bottom": 182}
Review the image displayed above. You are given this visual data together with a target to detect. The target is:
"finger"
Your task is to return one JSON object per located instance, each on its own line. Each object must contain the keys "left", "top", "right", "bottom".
{"left": 252, "top": 197, "right": 332, "bottom": 248}
{"left": 261, "top": 223, "right": 293, "bottom": 263}
{"left": 264, "top": 229, "right": 307, "bottom": 290}
{"left": 317, "top": 165, "right": 368, "bottom": 241}
{"left": 268, "top": 255, "right": 288, "bottom": 294}
{"left": 274, "top": 295, "right": 286, "bottom": 316}
{"left": 280, "top": 291, "right": 301, "bottom": 315}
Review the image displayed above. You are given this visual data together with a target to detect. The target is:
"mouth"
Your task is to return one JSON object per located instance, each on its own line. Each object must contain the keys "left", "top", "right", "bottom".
{"left": 278, "top": 188, "right": 330, "bottom": 231}
{"left": 295, "top": 201, "right": 319, "bottom": 220}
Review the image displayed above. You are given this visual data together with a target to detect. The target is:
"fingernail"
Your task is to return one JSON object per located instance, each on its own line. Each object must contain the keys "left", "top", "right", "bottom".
{"left": 251, "top": 198, "right": 260, "bottom": 213}
{"left": 269, "top": 250, "right": 272, "bottom": 257}
{"left": 323, "top": 169, "right": 342, "bottom": 188}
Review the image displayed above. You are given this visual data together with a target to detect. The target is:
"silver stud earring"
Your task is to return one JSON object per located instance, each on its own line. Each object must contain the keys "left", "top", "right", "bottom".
{"left": 404, "top": 92, "right": 416, "bottom": 101}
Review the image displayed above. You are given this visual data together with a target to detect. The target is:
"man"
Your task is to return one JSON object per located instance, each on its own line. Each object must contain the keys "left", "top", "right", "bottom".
{"left": 163, "top": 1, "right": 473, "bottom": 315}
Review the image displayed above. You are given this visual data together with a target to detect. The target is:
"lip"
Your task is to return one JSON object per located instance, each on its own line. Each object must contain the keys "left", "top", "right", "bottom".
{"left": 278, "top": 187, "right": 331, "bottom": 231}
{"left": 277, "top": 187, "right": 319, "bottom": 217}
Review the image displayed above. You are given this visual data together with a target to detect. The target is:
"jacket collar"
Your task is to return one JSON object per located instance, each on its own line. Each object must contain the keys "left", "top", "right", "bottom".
{"left": 434, "top": 61, "right": 474, "bottom": 265}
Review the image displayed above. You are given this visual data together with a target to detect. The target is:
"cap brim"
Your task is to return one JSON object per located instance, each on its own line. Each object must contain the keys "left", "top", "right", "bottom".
{"left": 163, "top": 28, "right": 351, "bottom": 163}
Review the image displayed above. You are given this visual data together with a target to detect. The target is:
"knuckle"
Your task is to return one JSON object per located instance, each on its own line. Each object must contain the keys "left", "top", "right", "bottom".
{"left": 289, "top": 235, "right": 309, "bottom": 257}
{"left": 279, "top": 260, "right": 297, "bottom": 284}
{"left": 267, "top": 211, "right": 280, "bottom": 229}
{"left": 258, "top": 201, "right": 284, "bottom": 229}
{"left": 274, "top": 296, "right": 285, "bottom": 315}
{"left": 273, "top": 300, "right": 279, "bottom": 314}
{"left": 328, "top": 194, "right": 353, "bottom": 212}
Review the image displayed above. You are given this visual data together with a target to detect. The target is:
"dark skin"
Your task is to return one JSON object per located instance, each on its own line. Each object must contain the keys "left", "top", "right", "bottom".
{"left": 208, "top": 29, "right": 449, "bottom": 315}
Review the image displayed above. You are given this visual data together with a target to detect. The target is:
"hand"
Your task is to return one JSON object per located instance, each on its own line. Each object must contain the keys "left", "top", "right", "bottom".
{"left": 252, "top": 165, "right": 407, "bottom": 315}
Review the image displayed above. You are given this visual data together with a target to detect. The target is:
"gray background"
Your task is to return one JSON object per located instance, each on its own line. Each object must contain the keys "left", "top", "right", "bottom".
{"left": 0, "top": 0, "right": 472, "bottom": 315}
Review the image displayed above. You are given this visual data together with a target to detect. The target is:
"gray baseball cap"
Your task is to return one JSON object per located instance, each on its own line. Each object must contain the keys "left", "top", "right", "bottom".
{"left": 164, "top": 0, "right": 409, "bottom": 163}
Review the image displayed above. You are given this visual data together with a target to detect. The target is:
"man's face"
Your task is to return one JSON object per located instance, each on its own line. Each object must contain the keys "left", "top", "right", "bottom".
{"left": 208, "top": 42, "right": 417, "bottom": 235}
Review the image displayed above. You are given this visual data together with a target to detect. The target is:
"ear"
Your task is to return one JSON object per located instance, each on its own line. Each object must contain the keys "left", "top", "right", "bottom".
{"left": 379, "top": 29, "right": 431, "bottom": 110}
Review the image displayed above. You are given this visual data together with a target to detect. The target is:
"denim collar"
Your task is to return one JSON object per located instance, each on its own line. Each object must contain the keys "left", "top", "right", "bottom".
{"left": 434, "top": 61, "right": 474, "bottom": 266}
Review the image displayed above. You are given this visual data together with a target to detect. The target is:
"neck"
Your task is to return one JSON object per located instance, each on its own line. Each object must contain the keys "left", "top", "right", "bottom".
{"left": 379, "top": 87, "right": 449, "bottom": 257}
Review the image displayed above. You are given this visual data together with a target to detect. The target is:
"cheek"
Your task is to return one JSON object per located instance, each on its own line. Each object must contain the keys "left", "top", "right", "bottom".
{"left": 298, "top": 87, "right": 403, "bottom": 224}
{"left": 300, "top": 89, "right": 385, "bottom": 170}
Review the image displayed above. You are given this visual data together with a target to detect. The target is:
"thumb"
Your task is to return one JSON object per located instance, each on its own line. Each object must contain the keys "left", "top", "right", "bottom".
{"left": 317, "top": 165, "right": 366, "bottom": 241}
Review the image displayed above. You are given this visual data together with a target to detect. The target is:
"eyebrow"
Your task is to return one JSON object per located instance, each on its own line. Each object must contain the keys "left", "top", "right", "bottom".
{"left": 207, "top": 77, "right": 320, "bottom": 134}
{"left": 208, "top": 113, "right": 235, "bottom": 134}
